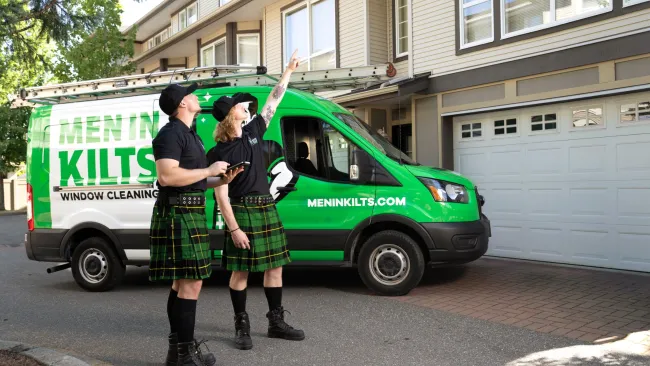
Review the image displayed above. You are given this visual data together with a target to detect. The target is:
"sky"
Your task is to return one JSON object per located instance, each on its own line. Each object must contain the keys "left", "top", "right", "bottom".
{"left": 119, "top": 0, "right": 164, "bottom": 31}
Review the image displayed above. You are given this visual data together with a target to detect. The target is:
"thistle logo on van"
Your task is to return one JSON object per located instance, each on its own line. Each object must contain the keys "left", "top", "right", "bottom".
{"left": 308, "top": 197, "right": 406, "bottom": 207}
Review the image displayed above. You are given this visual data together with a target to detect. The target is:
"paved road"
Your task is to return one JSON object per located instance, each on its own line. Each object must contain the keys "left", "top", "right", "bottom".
{"left": 0, "top": 214, "right": 586, "bottom": 366}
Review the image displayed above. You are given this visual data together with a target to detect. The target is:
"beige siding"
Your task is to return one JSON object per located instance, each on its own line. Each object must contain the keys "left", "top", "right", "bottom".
{"left": 339, "top": 0, "right": 366, "bottom": 67}
{"left": 188, "top": 55, "right": 198, "bottom": 68}
{"left": 171, "top": 15, "right": 179, "bottom": 35}
{"left": 199, "top": 0, "right": 220, "bottom": 19}
{"left": 203, "top": 26, "right": 227, "bottom": 44}
{"left": 142, "top": 59, "right": 160, "bottom": 73}
{"left": 368, "top": 0, "right": 388, "bottom": 65}
{"left": 169, "top": 57, "right": 187, "bottom": 65}
{"left": 238, "top": 21, "right": 260, "bottom": 31}
{"left": 414, "top": 1, "right": 650, "bottom": 76}
{"left": 264, "top": 0, "right": 294, "bottom": 74}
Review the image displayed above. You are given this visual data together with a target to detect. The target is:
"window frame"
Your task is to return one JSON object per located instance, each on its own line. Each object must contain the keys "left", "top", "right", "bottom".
{"left": 459, "top": 121, "right": 484, "bottom": 141}
{"left": 146, "top": 26, "right": 172, "bottom": 51}
{"left": 220, "top": 0, "right": 232, "bottom": 6}
{"left": 282, "top": 0, "right": 338, "bottom": 71}
{"left": 618, "top": 99, "right": 650, "bottom": 125}
{"left": 394, "top": 0, "right": 410, "bottom": 58}
{"left": 500, "top": 0, "right": 613, "bottom": 40}
{"left": 492, "top": 116, "right": 519, "bottom": 138}
{"left": 569, "top": 104, "right": 606, "bottom": 131}
{"left": 236, "top": 33, "right": 261, "bottom": 66}
{"left": 459, "top": 0, "right": 495, "bottom": 49}
{"left": 279, "top": 115, "right": 370, "bottom": 185}
{"left": 175, "top": 1, "right": 198, "bottom": 33}
{"left": 623, "top": 0, "right": 650, "bottom": 7}
{"left": 528, "top": 110, "right": 560, "bottom": 135}
{"left": 200, "top": 37, "right": 227, "bottom": 67}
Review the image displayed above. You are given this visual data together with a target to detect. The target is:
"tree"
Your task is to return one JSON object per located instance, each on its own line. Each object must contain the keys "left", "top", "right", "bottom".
{"left": 0, "top": 0, "right": 142, "bottom": 210}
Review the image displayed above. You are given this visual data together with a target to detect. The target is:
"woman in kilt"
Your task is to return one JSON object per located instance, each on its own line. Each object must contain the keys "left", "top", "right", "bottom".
{"left": 206, "top": 50, "right": 304, "bottom": 350}
{"left": 150, "top": 82, "right": 243, "bottom": 366}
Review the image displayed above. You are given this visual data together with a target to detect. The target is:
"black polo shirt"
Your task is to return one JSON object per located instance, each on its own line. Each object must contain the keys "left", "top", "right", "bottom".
{"left": 206, "top": 115, "right": 269, "bottom": 197}
{"left": 152, "top": 117, "right": 208, "bottom": 193}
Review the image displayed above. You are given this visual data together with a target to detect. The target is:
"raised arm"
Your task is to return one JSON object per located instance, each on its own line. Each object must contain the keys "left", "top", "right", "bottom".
{"left": 260, "top": 49, "right": 301, "bottom": 127}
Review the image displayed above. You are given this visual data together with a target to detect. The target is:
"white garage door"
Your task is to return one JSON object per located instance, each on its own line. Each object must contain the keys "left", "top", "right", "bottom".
{"left": 453, "top": 91, "right": 650, "bottom": 272}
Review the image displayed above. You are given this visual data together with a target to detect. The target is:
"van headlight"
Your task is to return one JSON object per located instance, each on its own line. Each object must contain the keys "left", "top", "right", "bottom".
{"left": 418, "top": 177, "right": 469, "bottom": 203}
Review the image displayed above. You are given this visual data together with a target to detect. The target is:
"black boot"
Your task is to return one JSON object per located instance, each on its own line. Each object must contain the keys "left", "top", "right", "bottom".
{"left": 266, "top": 306, "right": 305, "bottom": 341}
{"left": 165, "top": 333, "right": 178, "bottom": 365}
{"left": 234, "top": 312, "right": 253, "bottom": 350}
{"left": 177, "top": 340, "right": 216, "bottom": 366}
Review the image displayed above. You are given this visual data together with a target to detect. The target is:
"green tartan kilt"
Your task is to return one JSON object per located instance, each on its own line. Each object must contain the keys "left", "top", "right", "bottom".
{"left": 149, "top": 192, "right": 212, "bottom": 281}
{"left": 223, "top": 194, "right": 291, "bottom": 272}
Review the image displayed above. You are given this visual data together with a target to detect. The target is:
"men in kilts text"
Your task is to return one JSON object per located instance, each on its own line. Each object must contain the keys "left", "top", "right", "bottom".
{"left": 150, "top": 82, "right": 243, "bottom": 366}
{"left": 206, "top": 50, "right": 305, "bottom": 350}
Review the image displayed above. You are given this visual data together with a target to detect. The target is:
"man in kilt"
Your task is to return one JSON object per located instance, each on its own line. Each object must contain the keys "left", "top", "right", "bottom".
{"left": 150, "top": 82, "right": 243, "bottom": 366}
{"left": 205, "top": 50, "right": 304, "bottom": 350}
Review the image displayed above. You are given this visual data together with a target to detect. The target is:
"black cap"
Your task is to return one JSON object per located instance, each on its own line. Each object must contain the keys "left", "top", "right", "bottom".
{"left": 212, "top": 92, "right": 257, "bottom": 122}
{"left": 159, "top": 83, "right": 198, "bottom": 115}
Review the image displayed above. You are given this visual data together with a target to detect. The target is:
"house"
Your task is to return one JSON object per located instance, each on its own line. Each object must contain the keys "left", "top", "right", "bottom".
{"left": 123, "top": 0, "right": 650, "bottom": 273}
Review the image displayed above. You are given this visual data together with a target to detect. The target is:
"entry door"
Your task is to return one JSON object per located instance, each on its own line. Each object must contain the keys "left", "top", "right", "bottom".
{"left": 272, "top": 110, "right": 376, "bottom": 255}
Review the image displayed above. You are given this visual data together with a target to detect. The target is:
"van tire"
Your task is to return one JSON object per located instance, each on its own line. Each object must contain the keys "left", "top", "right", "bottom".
{"left": 71, "top": 237, "right": 125, "bottom": 292}
{"left": 357, "top": 230, "right": 425, "bottom": 296}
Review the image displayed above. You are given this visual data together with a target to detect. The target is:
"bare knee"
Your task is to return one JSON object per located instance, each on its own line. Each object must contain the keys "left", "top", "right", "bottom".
{"left": 265, "top": 267, "right": 282, "bottom": 281}
{"left": 230, "top": 271, "right": 249, "bottom": 290}
{"left": 177, "top": 279, "right": 202, "bottom": 299}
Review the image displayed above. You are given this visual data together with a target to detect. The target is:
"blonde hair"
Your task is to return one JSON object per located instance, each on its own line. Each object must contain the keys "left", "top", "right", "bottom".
{"left": 214, "top": 110, "right": 238, "bottom": 143}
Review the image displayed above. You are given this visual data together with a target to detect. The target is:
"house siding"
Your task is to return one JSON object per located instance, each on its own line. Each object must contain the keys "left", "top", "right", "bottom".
{"left": 368, "top": 0, "right": 388, "bottom": 65}
{"left": 414, "top": 1, "right": 650, "bottom": 77}
{"left": 339, "top": 0, "right": 366, "bottom": 67}
{"left": 199, "top": 0, "right": 220, "bottom": 19}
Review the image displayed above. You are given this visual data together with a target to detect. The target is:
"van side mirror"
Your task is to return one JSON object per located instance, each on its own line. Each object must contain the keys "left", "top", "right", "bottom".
{"left": 350, "top": 147, "right": 373, "bottom": 183}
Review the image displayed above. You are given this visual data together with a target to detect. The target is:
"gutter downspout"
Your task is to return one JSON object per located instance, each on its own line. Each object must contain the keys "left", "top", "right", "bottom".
{"left": 408, "top": 0, "right": 414, "bottom": 78}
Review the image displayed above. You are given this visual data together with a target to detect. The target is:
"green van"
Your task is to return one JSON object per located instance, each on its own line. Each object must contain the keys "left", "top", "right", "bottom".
{"left": 22, "top": 78, "right": 490, "bottom": 296}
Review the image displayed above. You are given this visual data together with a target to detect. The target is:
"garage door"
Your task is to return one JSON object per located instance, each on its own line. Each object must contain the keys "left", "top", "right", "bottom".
{"left": 453, "top": 92, "right": 650, "bottom": 272}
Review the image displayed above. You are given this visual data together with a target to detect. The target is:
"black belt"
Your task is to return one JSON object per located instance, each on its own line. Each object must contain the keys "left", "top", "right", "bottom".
{"left": 158, "top": 192, "right": 206, "bottom": 206}
{"left": 230, "top": 195, "right": 275, "bottom": 205}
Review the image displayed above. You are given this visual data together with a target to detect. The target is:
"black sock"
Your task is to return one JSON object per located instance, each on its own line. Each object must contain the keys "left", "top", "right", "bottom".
{"left": 230, "top": 287, "right": 247, "bottom": 314}
{"left": 167, "top": 288, "right": 178, "bottom": 334}
{"left": 264, "top": 287, "right": 282, "bottom": 312}
{"left": 175, "top": 298, "right": 197, "bottom": 345}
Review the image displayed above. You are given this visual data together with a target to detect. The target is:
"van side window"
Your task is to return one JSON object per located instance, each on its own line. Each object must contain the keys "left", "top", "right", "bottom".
{"left": 281, "top": 116, "right": 358, "bottom": 183}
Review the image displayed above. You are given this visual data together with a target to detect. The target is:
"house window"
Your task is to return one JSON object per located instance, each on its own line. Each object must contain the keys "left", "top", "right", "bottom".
{"left": 494, "top": 118, "right": 517, "bottom": 135}
{"left": 395, "top": 0, "right": 409, "bottom": 57}
{"left": 502, "top": 0, "right": 612, "bottom": 39}
{"left": 623, "top": 0, "right": 650, "bottom": 6}
{"left": 237, "top": 34, "right": 260, "bottom": 66}
{"left": 572, "top": 106, "right": 603, "bottom": 127}
{"left": 176, "top": 2, "right": 198, "bottom": 33}
{"left": 620, "top": 101, "right": 650, "bottom": 123}
{"left": 283, "top": 0, "right": 336, "bottom": 71}
{"left": 220, "top": 0, "right": 232, "bottom": 5}
{"left": 459, "top": 0, "right": 494, "bottom": 48}
{"left": 201, "top": 38, "right": 227, "bottom": 67}
{"left": 146, "top": 27, "right": 171, "bottom": 51}
{"left": 531, "top": 113, "right": 557, "bottom": 131}
{"left": 461, "top": 122, "right": 482, "bottom": 138}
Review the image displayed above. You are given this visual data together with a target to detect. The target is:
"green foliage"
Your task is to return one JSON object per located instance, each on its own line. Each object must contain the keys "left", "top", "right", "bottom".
{"left": 0, "top": 0, "right": 143, "bottom": 172}
{"left": 0, "top": 105, "right": 30, "bottom": 176}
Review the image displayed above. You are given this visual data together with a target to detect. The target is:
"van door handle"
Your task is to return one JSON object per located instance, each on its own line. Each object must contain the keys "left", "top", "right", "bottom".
{"left": 277, "top": 187, "right": 297, "bottom": 192}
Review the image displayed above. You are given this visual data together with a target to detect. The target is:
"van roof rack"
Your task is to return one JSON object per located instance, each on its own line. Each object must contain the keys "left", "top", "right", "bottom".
{"left": 9, "top": 63, "right": 395, "bottom": 108}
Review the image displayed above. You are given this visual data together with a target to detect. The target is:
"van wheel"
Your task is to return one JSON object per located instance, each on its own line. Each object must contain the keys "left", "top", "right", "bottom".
{"left": 71, "top": 237, "right": 125, "bottom": 292}
{"left": 358, "top": 230, "right": 425, "bottom": 296}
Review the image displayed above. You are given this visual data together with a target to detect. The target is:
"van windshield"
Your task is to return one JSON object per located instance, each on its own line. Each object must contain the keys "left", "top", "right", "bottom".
{"left": 334, "top": 113, "right": 419, "bottom": 166}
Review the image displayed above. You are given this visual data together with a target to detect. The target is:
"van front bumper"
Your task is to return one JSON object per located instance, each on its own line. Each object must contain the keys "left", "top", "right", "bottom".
{"left": 423, "top": 214, "right": 490, "bottom": 264}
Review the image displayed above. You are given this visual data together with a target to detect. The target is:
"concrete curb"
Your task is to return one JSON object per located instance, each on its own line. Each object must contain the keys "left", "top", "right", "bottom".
{"left": 0, "top": 340, "right": 111, "bottom": 366}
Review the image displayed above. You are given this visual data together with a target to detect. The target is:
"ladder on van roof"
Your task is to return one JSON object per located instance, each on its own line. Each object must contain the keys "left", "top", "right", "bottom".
{"left": 9, "top": 63, "right": 396, "bottom": 108}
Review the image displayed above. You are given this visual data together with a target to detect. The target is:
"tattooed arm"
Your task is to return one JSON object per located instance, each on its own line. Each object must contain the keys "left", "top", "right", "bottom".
{"left": 260, "top": 49, "right": 301, "bottom": 127}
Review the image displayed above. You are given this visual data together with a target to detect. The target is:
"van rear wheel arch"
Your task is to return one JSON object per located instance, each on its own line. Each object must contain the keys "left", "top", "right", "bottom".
{"left": 60, "top": 223, "right": 126, "bottom": 262}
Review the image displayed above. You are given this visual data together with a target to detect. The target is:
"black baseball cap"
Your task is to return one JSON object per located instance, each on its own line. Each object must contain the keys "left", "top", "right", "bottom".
{"left": 159, "top": 83, "right": 198, "bottom": 115}
{"left": 212, "top": 92, "right": 258, "bottom": 122}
